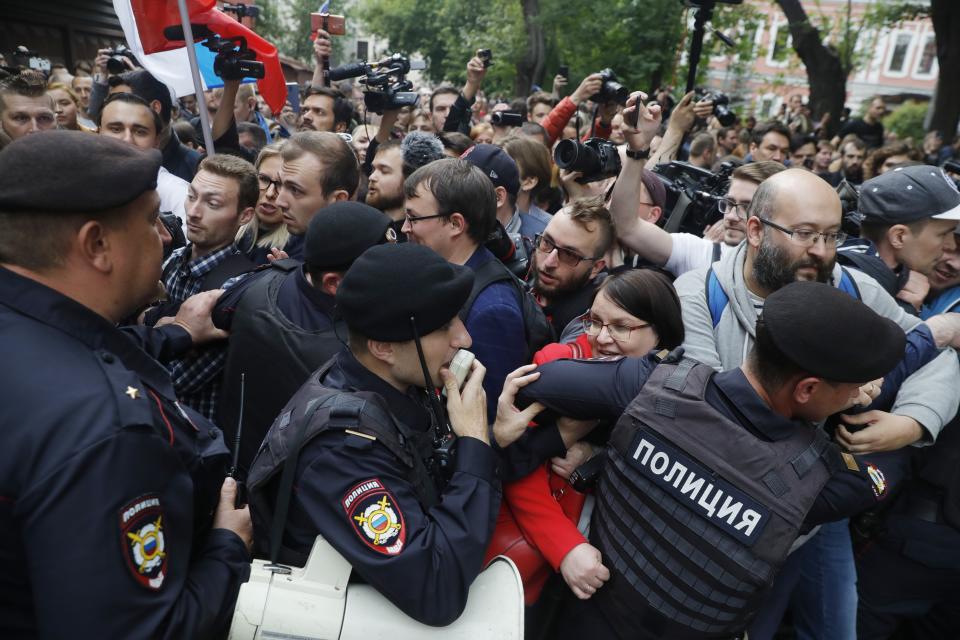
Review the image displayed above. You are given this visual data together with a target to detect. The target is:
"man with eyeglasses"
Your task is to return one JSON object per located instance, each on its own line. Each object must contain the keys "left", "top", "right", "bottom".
{"left": 402, "top": 158, "right": 528, "bottom": 419}
{"left": 530, "top": 197, "right": 614, "bottom": 337}
{"left": 610, "top": 157, "right": 785, "bottom": 278}
{"left": 674, "top": 167, "right": 960, "bottom": 640}
{"left": 0, "top": 70, "right": 57, "bottom": 146}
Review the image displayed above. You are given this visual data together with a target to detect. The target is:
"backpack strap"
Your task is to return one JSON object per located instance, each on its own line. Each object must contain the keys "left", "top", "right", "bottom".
{"left": 705, "top": 267, "right": 730, "bottom": 329}
{"left": 461, "top": 257, "right": 514, "bottom": 320}
{"left": 269, "top": 257, "right": 302, "bottom": 273}
{"left": 712, "top": 242, "right": 722, "bottom": 263}
{"left": 837, "top": 267, "right": 862, "bottom": 300}
{"left": 200, "top": 252, "right": 255, "bottom": 290}
{"left": 267, "top": 391, "right": 358, "bottom": 566}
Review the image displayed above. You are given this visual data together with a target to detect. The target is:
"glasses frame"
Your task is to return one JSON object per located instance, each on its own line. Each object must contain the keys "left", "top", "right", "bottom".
{"left": 403, "top": 212, "right": 449, "bottom": 225}
{"left": 718, "top": 198, "right": 750, "bottom": 219}
{"left": 257, "top": 173, "right": 282, "bottom": 193}
{"left": 534, "top": 233, "right": 598, "bottom": 267}
{"left": 581, "top": 314, "right": 651, "bottom": 342}
{"left": 759, "top": 218, "right": 848, "bottom": 248}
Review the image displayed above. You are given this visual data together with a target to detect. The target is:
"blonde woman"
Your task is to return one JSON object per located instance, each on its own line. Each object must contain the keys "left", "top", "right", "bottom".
{"left": 236, "top": 142, "right": 293, "bottom": 264}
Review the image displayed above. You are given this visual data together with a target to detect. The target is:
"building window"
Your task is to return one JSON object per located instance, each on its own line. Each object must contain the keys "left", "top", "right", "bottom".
{"left": 887, "top": 33, "right": 912, "bottom": 74}
{"left": 356, "top": 40, "right": 368, "bottom": 61}
{"left": 915, "top": 34, "right": 937, "bottom": 77}
{"left": 767, "top": 19, "right": 791, "bottom": 66}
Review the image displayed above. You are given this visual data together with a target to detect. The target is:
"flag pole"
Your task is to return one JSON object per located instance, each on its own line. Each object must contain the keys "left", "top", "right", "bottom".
{"left": 177, "top": 0, "right": 215, "bottom": 154}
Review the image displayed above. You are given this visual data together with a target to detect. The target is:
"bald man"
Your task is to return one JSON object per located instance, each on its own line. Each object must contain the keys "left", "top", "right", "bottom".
{"left": 674, "top": 168, "right": 959, "bottom": 639}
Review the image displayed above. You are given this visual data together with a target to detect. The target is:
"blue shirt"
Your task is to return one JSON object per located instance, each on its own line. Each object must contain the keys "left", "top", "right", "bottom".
{"left": 463, "top": 247, "right": 528, "bottom": 418}
{"left": 922, "top": 285, "right": 960, "bottom": 318}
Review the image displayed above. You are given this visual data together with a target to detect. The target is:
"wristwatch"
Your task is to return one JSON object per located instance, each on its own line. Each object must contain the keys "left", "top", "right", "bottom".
{"left": 625, "top": 147, "right": 651, "bottom": 160}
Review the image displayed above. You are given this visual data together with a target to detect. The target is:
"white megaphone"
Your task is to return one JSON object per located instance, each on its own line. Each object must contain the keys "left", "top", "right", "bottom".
{"left": 228, "top": 536, "right": 524, "bottom": 640}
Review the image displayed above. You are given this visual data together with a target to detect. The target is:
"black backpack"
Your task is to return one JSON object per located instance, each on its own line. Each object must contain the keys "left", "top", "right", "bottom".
{"left": 462, "top": 258, "right": 555, "bottom": 359}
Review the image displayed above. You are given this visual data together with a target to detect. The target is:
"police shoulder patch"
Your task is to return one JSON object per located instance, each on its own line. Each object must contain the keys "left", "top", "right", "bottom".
{"left": 866, "top": 464, "right": 887, "bottom": 499}
{"left": 119, "top": 494, "right": 167, "bottom": 590}
{"left": 342, "top": 478, "right": 406, "bottom": 556}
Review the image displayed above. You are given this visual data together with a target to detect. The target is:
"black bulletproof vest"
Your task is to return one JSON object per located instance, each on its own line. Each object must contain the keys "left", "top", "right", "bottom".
{"left": 246, "top": 359, "right": 440, "bottom": 565}
{"left": 218, "top": 260, "right": 345, "bottom": 475}
{"left": 593, "top": 359, "right": 837, "bottom": 639}
{"left": 914, "top": 412, "right": 960, "bottom": 531}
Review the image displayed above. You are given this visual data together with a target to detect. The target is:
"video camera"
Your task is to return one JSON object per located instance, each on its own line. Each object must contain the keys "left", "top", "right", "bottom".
{"left": 554, "top": 137, "right": 621, "bottom": 184}
{"left": 328, "top": 53, "right": 423, "bottom": 114}
{"left": 696, "top": 89, "right": 736, "bottom": 126}
{"left": 654, "top": 161, "right": 734, "bottom": 236}
{"left": 11, "top": 46, "right": 50, "bottom": 73}
{"left": 163, "top": 24, "right": 265, "bottom": 81}
{"left": 490, "top": 111, "right": 524, "bottom": 127}
{"left": 222, "top": 2, "right": 260, "bottom": 19}
{"left": 591, "top": 68, "right": 629, "bottom": 105}
{"left": 105, "top": 44, "right": 138, "bottom": 75}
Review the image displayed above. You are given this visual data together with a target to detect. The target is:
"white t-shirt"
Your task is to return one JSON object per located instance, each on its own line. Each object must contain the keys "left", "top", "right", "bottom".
{"left": 663, "top": 232, "right": 737, "bottom": 277}
{"left": 157, "top": 166, "right": 188, "bottom": 224}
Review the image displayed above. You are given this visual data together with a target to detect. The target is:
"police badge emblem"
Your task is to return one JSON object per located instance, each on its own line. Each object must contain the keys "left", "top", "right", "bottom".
{"left": 119, "top": 495, "right": 167, "bottom": 590}
{"left": 342, "top": 478, "right": 406, "bottom": 555}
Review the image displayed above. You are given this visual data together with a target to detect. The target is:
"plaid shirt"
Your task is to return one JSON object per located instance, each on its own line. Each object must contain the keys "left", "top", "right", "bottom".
{"left": 162, "top": 244, "right": 244, "bottom": 421}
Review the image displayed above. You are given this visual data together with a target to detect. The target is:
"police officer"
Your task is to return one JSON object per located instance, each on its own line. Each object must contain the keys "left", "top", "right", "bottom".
{"left": 215, "top": 201, "right": 396, "bottom": 475}
{"left": 857, "top": 426, "right": 960, "bottom": 636}
{"left": 247, "top": 242, "right": 549, "bottom": 626}
{"left": 0, "top": 131, "right": 252, "bottom": 637}
{"left": 517, "top": 281, "right": 909, "bottom": 639}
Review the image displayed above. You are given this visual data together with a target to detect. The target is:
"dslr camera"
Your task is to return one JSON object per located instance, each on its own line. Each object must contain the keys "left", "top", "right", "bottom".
{"left": 554, "top": 137, "right": 621, "bottom": 184}
{"left": 696, "top": 90, "right": 736, "bottom": 127}
{"left": 592, "top": 68, "right": 629, "bottom": 105}
{"left": 329, "top": 53, "right": 423, "bottom": 114}
{"left": 105, "top": 44, "right": 138, "bottom": 75}
{"left": 11, "top": 45, "right": 51, "bottom": 73}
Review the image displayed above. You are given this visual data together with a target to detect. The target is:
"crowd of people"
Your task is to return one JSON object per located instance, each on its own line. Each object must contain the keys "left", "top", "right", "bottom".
{"left": 3, "top": 21, "right": 960, "bottom": 640}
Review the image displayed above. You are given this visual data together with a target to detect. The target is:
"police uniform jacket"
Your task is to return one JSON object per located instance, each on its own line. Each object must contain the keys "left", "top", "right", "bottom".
{"left": 520, "top": 355, "right": 905, "bottom": 531}
{"left": 280, "top": 350, "right": 501, "bottom": 627}
{"left": 0, "top": 266, "right": 250, "bottom": 638}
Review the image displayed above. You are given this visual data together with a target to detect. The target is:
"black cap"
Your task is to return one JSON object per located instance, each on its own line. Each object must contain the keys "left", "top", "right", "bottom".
{"left": 0, "top": 130, "right": 160, "bottom": 213}
{"left": 304, "top": 201, "right": 394, "bottom": 272}
{"left": 461, "top": 143, "right": 521, "bottom": 196}
{"left": 336, "top": 243, "right": 474, "bottom": 342}
{"left": 859, "top": 165, "right": 960, "bottom": 225}
{"left": 763, "top": 281, "right": 905, "bottom": 383}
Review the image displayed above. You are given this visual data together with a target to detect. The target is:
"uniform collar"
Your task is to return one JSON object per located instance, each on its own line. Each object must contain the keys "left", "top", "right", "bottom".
{"left": 0, "top": 266, "right": 176, "bottom": 396}
{"left": 330, "top": 350, "right": 433, "bottom": 431}
{"left": 713, "top": 368, "right": 805, "bottom": 441}
{"left": 294, "top": 264, "right": 335, "bottom": 318}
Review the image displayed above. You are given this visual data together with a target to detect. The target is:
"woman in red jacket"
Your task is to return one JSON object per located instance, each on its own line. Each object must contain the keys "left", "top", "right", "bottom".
{"left": 485, "top": 268, "right": 684, "bottom": 611}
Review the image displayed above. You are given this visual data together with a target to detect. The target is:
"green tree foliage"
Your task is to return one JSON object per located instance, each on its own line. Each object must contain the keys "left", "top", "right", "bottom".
{"left": 357, "top": 0, "right": 699, "bottom": 96}
{"left": 884, "top": 100, "right": 929, "bottom": 144}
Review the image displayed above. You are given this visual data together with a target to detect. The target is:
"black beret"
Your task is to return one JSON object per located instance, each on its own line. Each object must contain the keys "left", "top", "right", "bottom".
{"left": 762, "top": 281, "right": 905, "bottom": 383}
{"left": 336, "top": 243, "right": 474, "bottom": 342}
{"left": 0, "top": 130, "right": 160, "bottom": 213}
{"left": 304, "top": 201, "right": 393, "bottom": 271}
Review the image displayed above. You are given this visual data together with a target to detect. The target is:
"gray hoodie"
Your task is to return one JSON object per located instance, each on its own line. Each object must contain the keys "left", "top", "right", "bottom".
{"left": 674, "top": 241, "right": 960, "bottom": 443}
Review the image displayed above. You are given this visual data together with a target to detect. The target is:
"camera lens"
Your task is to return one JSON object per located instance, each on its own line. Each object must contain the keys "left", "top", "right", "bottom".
{"left": 555, "top": 139, "right": 600, "bottom": 176}
{"left": 107, "top": 56, "right": 126, "bottom": 75}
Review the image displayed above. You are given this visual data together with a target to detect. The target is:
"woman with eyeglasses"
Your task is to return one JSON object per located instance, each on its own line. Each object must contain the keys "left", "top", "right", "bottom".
{"left": 236, "top": 142, "right": 298, "bottom": 265}
{"left": 484, "top": 268, "right": 684, "bottom": 619}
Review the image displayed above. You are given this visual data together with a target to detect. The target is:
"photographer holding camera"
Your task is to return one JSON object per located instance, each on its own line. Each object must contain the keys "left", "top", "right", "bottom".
{"left": 539, "top": 71, "right": 619, "bottom": 146}
{"left": 440, "top": 51, "right": 490, "bottom": 136}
